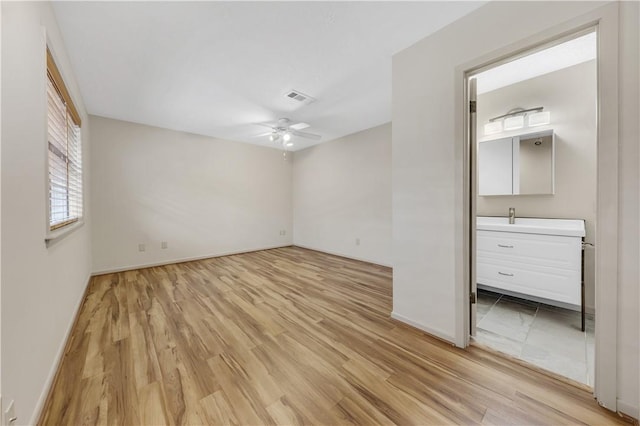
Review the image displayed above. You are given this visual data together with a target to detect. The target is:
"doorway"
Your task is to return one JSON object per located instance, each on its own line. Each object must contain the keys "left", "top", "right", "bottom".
{"left": 467, "top": 30, "right": 598, "bottom": 386}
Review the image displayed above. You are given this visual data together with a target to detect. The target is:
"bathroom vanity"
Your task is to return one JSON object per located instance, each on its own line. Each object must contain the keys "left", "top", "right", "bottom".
{"left": 476, "top": 216, "right": 586, "bottom": 329}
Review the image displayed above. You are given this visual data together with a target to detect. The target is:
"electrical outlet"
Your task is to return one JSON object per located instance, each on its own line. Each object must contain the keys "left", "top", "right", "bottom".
{"left": 161, "top": 241, "right": 168, "bottom": 249}
{"left": 355, "top": 238, "right": 360, "bottom": 246}
{"left": 281, "top": 230, "right": 286, "bottom": 236}
{"left": 138, "top": 243, "right": 145, "bottom": 252}
{"left": 4, "top": 400, "right": 16, "bottom": 426}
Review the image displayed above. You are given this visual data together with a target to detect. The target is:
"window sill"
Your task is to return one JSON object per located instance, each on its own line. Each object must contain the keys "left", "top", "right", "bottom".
{"left": 45, "top": 220, "right": 84, "bottom": 247}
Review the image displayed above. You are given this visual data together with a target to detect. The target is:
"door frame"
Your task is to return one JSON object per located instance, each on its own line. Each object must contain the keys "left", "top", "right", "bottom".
{"left": 454, "top": 3, "right": 619, "bottom": 411}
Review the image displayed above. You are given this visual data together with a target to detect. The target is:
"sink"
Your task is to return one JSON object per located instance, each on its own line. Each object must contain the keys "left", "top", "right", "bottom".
{"left": 477, "top": 216, "right": 586, "bottom": 237}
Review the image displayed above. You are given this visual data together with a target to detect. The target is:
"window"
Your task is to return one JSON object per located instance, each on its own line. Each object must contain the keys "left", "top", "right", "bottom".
{"left": 46, "top": 48, "right": 83, "bottom": 232}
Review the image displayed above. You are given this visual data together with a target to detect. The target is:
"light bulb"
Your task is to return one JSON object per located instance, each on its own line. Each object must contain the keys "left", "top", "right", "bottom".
{"left": 283, "top": 133, "right": 291, "bottom": 142}
{"left": 269, "top": 133, "right": 277, "bottom": 142}
{"left": 285, "top": 142, "right": 294, "bottom": 147}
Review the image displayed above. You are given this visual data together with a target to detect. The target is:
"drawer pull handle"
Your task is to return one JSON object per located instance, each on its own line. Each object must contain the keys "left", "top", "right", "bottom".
{"left": 498, "top": 271, "right": 514, "bottom": 277}
{"left": 497, "top": 244, "right": 514, "bottom": 248}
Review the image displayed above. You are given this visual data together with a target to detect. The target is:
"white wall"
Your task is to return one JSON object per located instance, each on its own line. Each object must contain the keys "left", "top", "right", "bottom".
{"left": 616, "top": 0, "right": 639, "bottom": 418}
{"left": 292, "top": 123, "right": 392, "bottom": 266}
{"left": 393, "top": 0, "right": 638, "bottom": 417}
{"left": 90, "top": 116, "right": 292, "bottom": 273}
{"left": 0, "top": 0, "right": 3, "bottom": 401}
{"left": 476, "top": 60, "right": 597, "bottom": 311}
{"left": 1, "top": 2, "right": 93, "bottom": 424}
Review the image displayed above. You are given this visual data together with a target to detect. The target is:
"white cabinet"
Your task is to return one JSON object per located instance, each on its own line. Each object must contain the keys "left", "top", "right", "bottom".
{"left": 476, "top": 217, "right": 585, "bottom": 307}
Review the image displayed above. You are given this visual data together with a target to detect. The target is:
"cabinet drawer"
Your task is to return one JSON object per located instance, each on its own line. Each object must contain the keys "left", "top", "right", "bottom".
{"left": 477, "top": 230, "right": 581, "bottom": 270}
{"left": 477, "top": 259, "right": 581, "bottom": 305}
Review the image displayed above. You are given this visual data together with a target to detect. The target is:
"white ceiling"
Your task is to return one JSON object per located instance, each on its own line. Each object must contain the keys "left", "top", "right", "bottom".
{"left": 476, "top": 32, "right": 597, "bottom": 95}
{"left": 53, "top": 1, "right": 484, "bottom": 151}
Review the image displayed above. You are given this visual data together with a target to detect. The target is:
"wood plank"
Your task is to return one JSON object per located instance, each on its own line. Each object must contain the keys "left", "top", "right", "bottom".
{"left": 38, "top": 247, "right": 630, "bottom": 425}
{"left": 139, "top": 382, "right": 169, "bottom": 426}
{"left": 199, "top": 391, "right": 239, "bottom": 426}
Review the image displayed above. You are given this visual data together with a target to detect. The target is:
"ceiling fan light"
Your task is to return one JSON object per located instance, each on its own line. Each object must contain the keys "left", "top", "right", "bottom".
{"left": 269, "top": 133, "right": 278, "bottom": 142}
{"left": 285, "top": 142, "right": 294, "bottom": 147}
{"left": 283, "top": 133, "right": 291, "bottom": 142}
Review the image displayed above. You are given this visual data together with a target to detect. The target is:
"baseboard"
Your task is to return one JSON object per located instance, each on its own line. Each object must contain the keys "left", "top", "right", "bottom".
{"left": 30, "top": 273, "right": 92, "bottom": 425}
{"left": 292, "top": 243, "right": 392, "bottom": 268}
{"left": 617, "top": 399, "right": 639, "bottom": 421}
{"left": 91, "top": 244, "right": 293, "bottom": 275}
{"left": 478, "top": 284, "right": 595, "bottom": 314}
{"left": 390, "top": 311, "right": 456, "bottom": 344}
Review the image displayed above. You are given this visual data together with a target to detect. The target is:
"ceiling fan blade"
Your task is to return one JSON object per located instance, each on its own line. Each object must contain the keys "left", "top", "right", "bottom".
{"left": 290, "top": 122, "right": 310, "bottom": 130}
{"left": 253, "top": 122, "right": 276, "bottom": 129}
{"left": 252, "top": 132, "right": 273, "bottom": 138}
{"left": 291, "top": 129, "right": 322, "bottom": 140}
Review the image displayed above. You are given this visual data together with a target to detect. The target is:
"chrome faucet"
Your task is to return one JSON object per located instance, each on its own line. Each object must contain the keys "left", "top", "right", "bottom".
{"left": 509, "top": 207, "right": 516, "bottom": 224}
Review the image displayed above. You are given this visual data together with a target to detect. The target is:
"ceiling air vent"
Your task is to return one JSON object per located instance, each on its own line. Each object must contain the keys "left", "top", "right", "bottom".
{"left": 285, "top": 90, "right": 315, "bottom": 103}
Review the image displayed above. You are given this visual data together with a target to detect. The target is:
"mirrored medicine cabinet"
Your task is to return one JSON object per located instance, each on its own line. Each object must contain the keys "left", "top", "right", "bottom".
{"left": 478, "top": 129, "right": 555, "bottom": 196}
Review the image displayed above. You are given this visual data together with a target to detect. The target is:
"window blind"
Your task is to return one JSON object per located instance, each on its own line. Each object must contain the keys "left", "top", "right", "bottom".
{"left": 47, "top": 50, "right": 83, "bottom": 231}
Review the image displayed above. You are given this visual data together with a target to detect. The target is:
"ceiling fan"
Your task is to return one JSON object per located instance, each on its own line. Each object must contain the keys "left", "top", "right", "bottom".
{"left": 253, "top": 118, "right": 321, "bottom": 147}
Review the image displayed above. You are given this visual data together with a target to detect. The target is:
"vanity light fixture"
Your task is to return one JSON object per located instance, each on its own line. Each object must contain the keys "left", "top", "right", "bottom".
{"left": 503, "top": 115, "right": 524, "bottom": 131}
{"left": 483, "top": 121, "right": 503, "bottom": 135}
{"left": 528, "top": 110, "right": 551, "bottom": 127}
{"left": 484, "top": 106, "right": 550, "bottom": 136}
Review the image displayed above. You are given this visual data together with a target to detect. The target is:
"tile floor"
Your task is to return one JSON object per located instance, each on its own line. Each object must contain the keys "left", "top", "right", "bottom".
{"left": 473, "top": 288, "right": 594, "bottom": 386}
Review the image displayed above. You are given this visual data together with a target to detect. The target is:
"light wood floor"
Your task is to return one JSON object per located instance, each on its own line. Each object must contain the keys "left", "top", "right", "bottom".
{"left": 40, "top": 246, "right": 628, "bottom": 425}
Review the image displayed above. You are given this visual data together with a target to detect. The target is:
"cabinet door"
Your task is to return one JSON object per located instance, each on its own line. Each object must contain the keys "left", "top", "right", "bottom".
{"left": 478, "top": 137, "right": 513, "bottom": 195}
